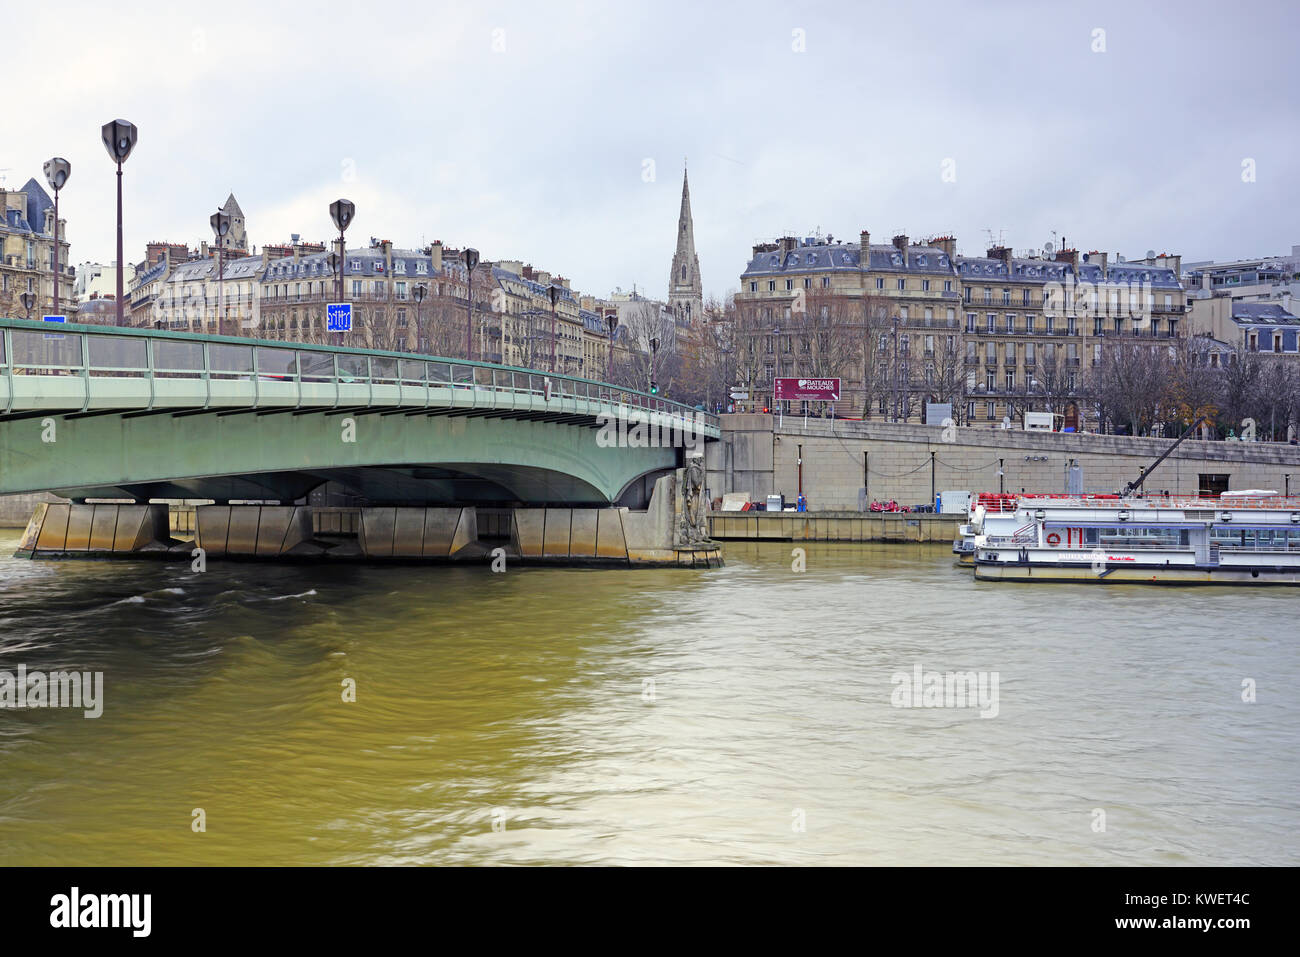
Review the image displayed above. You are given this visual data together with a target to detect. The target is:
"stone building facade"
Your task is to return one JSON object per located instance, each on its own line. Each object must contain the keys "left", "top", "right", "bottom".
{"left": 734, "top": 231, "right": 1188, "bottom": 429}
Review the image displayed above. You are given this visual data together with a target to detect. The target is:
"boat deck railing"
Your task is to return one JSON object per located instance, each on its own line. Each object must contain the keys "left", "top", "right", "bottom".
{"left": 1017, "top": 495, "right": 1300, "bottom": 510}
{"left": 983, "top": 537, "right": 1300, "bottom": 553}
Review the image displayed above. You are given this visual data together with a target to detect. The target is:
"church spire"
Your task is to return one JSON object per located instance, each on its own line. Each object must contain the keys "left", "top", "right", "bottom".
{"left": 668, "top": 164, "right": 702, "bottom": 324}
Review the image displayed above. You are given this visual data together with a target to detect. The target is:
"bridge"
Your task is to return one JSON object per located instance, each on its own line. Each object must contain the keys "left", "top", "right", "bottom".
{"left": 0, "top": 318, "right": 722, "bottom": 566}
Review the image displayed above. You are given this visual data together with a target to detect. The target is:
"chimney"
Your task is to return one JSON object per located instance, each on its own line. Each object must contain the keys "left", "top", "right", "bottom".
{"left": 430, "top": 240, "right": 443, "bottom": 273}
{"left": 986, "top": 245, "right": 1012, "bottom": 264}
{"left": 932, "top": 235, "right": 956, "bottom": 258}
{"left": 1054, "top": 247, "right": 1079, "bottom": 269}
{"left": 892, "top": 234, "right": 908, "bottom": 253}
{"left": 859, "top": 229, "right": 871, "bottom": 250}
{"left": 778, "top": 236, "right": 798, "bottom": 258}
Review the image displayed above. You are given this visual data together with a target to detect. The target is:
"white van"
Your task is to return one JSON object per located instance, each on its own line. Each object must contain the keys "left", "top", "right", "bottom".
{"left": 1023, "top": 412, "right": 1061, "bottom": 432}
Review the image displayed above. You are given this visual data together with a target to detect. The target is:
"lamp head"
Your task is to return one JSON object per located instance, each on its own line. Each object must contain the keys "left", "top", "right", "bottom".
{"left": 210, "top": 211, "right": 231, "bottom": 240}
{"left": 101, "top": 119, "right": 138, "bottom": 164}
{"left": 43, "top": 157, "right": 71, "bottom": 192}
{"left": 329, "top": 199, "right": 356, "bottom": 233}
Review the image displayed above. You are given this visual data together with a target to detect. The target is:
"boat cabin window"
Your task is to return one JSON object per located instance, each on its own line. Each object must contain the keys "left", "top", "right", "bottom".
{"left": 1211, "top": 527, "right": 1300, "bottom": 550}
{"left": 1080, "top": 526, "right": 1189, "bottom": 548}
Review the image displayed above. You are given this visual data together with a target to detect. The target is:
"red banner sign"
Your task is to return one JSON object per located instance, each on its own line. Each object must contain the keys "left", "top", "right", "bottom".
{"left": 774, "top": 377, "right": 841, "bottom": 401}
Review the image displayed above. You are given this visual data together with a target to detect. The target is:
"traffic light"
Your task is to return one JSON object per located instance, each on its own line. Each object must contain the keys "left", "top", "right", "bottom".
{"left": 650, "top": 381, "right": 659, "bottom": 395}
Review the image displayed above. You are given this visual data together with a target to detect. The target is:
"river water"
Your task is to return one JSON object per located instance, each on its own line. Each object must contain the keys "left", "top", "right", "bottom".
{"left": 0, "top": 529, "right": 1295, "bottom": 866}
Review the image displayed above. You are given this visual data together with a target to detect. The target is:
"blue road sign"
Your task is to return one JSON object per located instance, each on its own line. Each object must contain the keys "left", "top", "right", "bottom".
{"left": 326, "top": 303, "right": 352, "bottom": 332}
{"left": 42, "top": 315, "right": 67, "bottom": 340}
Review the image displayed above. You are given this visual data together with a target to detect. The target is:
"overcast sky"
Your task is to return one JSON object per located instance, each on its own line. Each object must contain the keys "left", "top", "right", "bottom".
{"left": 7, "top": 0, "right": 1299, "bottom": 302}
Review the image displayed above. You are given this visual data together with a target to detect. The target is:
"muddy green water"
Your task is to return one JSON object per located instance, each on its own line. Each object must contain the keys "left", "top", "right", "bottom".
{"left": 0, "top": 530, "right": 1295, "bottom": 865}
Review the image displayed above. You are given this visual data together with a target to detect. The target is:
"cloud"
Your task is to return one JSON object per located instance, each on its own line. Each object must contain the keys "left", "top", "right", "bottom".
{"left": 6, "top": 0, "right": 1298, "bottom": 301}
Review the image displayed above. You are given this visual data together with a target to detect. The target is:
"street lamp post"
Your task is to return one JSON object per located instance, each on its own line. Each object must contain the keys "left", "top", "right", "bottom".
{"left": 463, "top": 248, "right": 479, "bottom": 360}
{"left": 20, "top": 292, "right": 35, "bottom": 321}
{"left": 649, "top": 336, "right": 660, "bottom": 395}
{"left": 42, "top": 158, "right": 71, "bottom": 318}
{"left": 413, "top": 282, "right": 427, "bottom": 353}
{"left": 605, "top": 313, "right": 618, "bottom": 385}
{"left": 210, "top": 209, "right": 231, "bottom": 335}
{"left": 329, "top": 199, "right": 355, "bottom": 344}
{"left": 892, "top": 314, "right": 901, "bottom": 422}
{"left": 101, "top": 120, "right": 138, "bottom": 326}
{"left": 548, "top": 283, "right": 560, "bottom": 373}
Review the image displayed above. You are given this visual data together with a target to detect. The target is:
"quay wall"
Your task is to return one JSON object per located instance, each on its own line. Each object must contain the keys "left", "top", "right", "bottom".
{"left": 706, "top": 415, "right": 1300, "bottom": 511}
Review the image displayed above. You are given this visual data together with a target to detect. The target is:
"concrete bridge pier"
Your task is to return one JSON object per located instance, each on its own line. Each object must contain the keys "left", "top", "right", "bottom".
{"left": 11, "top": 465, "right": 723, "bottom": 567}
{"left": 15, "top": 502, "right": 178, "bottom": 559}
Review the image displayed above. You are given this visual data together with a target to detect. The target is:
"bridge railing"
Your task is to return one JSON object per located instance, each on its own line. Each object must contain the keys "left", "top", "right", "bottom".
{"left": 0, "top": 318, "right": 719, "bottom": 435}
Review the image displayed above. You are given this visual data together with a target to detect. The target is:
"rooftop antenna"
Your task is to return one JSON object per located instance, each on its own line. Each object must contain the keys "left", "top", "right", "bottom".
{"left": 0, "top": 168, "right": 10, "bottom": 187}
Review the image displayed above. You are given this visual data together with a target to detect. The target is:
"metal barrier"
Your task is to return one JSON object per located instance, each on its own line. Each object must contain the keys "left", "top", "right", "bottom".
{"left": 0, "top": 318, "right": 718, "bottom": 438}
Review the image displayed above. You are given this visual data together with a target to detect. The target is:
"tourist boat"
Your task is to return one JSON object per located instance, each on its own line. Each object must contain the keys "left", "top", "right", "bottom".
{"left": 971, "top": 493, "right": 1300, "bottom": 584}
{"left": 952, "top": 493, "right": 1092, "bottom": 565}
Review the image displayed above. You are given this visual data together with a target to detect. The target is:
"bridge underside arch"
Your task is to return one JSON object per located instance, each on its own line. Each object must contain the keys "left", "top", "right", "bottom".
{"left": 50, "top": 461, "right": 667, "bottom": 508}
{"left": 4, "top": 409, "right": 682, "bottom": 508}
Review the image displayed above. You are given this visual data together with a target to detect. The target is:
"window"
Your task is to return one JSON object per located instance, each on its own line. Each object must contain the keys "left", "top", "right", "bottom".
{"left": 897, "top": 279, "right": 905, "bottom": 290}
{"left": 1005, "top": 342, "right": 1016, "bottom": 363}
{"left": 943, "top": 280, "right": 952, "bottom": 293}
{"left": 985, "top": 342, "right": 996, "bottom": 363}
{"left": 351, "top": 280, "right": 362, "bottom": 297}
{"left": 396, "top": 282, "right": 407, "bottom": 299}
{"left": 1022, "top": 289, "right": 1030, "bottom": 305}
{"left": 1004, "top": 314, "right": 1014, "bottom": 333}
{"left": 965, "top": 312, "right": 976, "bottom": 333}
{"left": 1006, "top": 369, "right": 1015, "bottom": 390}
{"left": 1026, "top": 315, "right": 1035, "bottom": 335}
{"left": 1025, "top": 343, "right": 1035, "bottom": 364}
{"left": 986, "top": 313, "right": 995, "bottom": 333}
{"left": 1044, "top": 315, "right": 1054, "bottom": 334}
{"left": 922, "top": 279, "right": 931, "bottom": 292}
{"left": 924, "top": 335, "right": 934, "bottom": 356}
{"left": 803, "top": 278, "right": 811, "bottom": 288}
{"left": 750, "top": 282, "right": 757, "bottom": 292}
{"left": 983, "top": 288, "right": 992, "bottom": 303}
{"left": 924, "top": 308, "right": 933, "bottom": 323}
{"left": 768, "top": 280, "right": 775, "bottom": 291}
{"left": 785, "top": 279, "right": 793, "bottom": 290}
{"left": 876, "top": 278, "right": 884, "bottom": 290}
{"left": 1094, "top": 317, "right": 1103, "bottom": 335}
{"left": 986, "top": 401, "right": 995, "bottom": 420}
{"left": 963, "top": 287, "right": 972, "bottom": 302}
{"left": 1001, "top": 289, "right": 1010, "bottom": 305}
{"left": 395, "top": 261, "right": 406, "bottom": 274}
{"left": 821, "top": 277, "right": 830, "bottom": 288}
{"left": 986, "top": 370, "right": 995, "bottom": 390}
